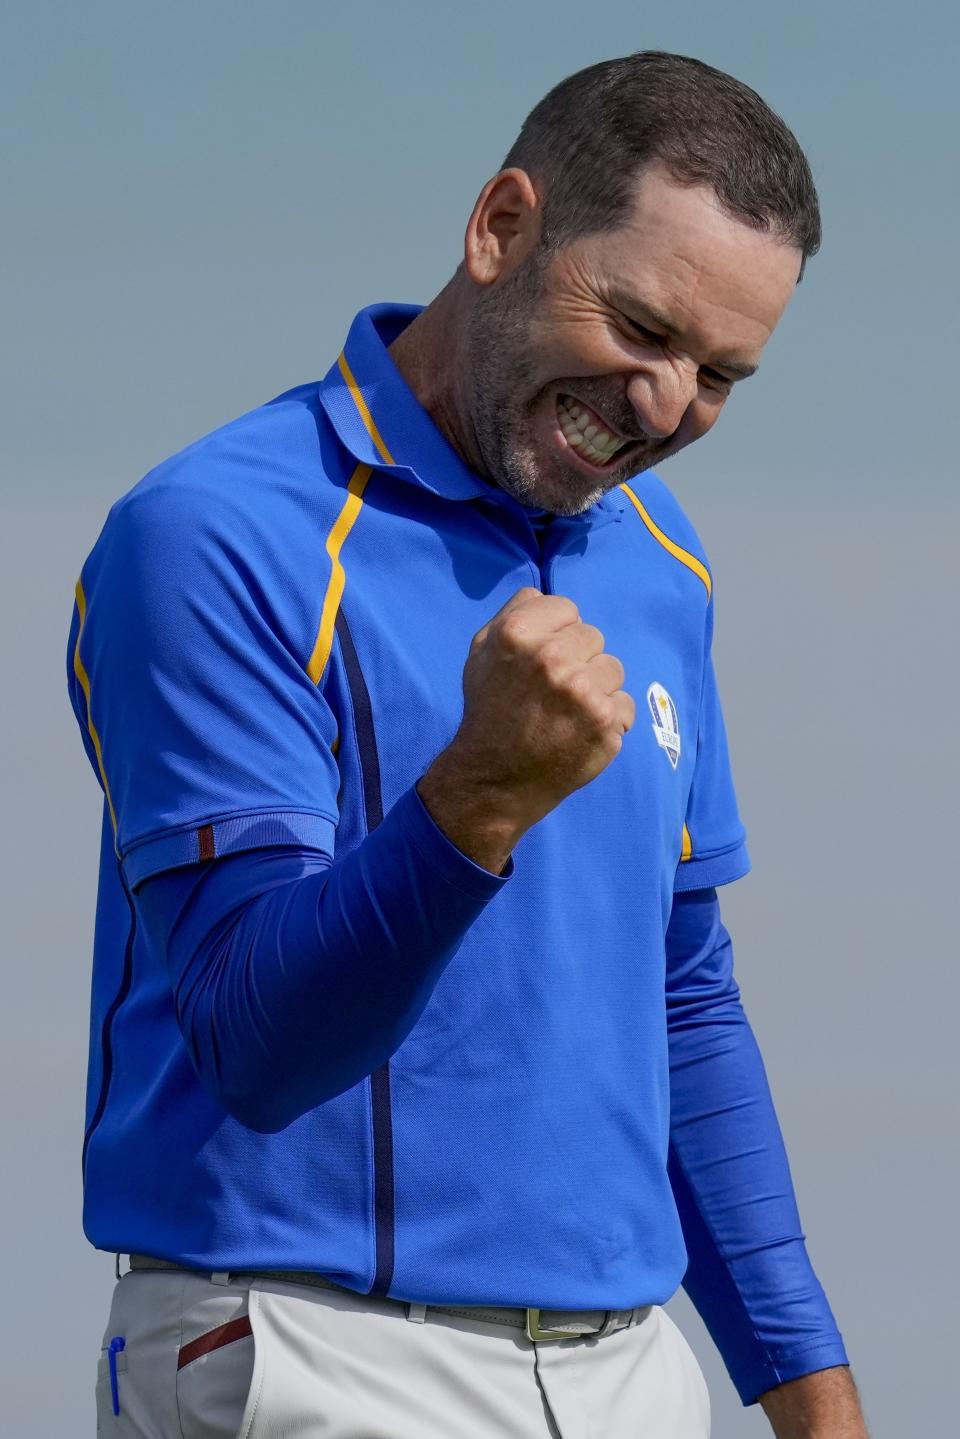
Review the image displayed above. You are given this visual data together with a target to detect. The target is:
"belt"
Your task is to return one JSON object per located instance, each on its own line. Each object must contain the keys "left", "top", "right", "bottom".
{"left": 126, "top": 1254, "right": 649, "bottom": 1343}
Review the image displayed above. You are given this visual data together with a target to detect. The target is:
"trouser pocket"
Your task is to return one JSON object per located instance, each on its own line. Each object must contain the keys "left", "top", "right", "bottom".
{"left": 95, "top": 1342, "right": 126, "bottom": 1433}
{"left": 94, "top": 1270, "right": 260, "bottom": 1438}
{"left": 94, "top": 1272, "right": 185, "bottom": 1437}
{"left": 176, "top": 1275, "right": 258, "bottom": 1439}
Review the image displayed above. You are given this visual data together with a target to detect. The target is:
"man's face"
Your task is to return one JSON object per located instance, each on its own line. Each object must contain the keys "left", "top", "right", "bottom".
{"left": 462, "top": 163, "right": 803, "bottom": 516}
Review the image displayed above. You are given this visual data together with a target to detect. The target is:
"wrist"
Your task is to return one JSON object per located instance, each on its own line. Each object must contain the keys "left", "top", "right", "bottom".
{"left": 416, "top": 752, "right": 528, "bottom": 876}
{"left": 759, "top": 1366, "right": 868, "bottom": 1438}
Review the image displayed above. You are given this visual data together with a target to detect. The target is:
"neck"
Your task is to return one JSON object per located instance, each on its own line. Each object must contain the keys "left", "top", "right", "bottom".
{"left": 388, "top": 278, "right": 489, "bottom": 479}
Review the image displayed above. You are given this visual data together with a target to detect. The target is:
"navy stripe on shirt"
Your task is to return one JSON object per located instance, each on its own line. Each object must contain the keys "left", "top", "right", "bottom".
{"left": 137, "top": 849, "right": 847, "bottom": 1399}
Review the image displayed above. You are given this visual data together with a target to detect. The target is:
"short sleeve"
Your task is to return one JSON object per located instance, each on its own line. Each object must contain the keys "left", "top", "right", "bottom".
{"left": 70, "top": 476, "right": 340, "bottom": 889}
{"left": 674, "top": 599, "right": 750, "bottom": 892}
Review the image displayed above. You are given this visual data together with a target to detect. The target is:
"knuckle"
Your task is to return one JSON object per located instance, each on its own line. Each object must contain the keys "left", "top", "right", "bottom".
{"left": 565, "top": 671, "right": 593, "bottom": 704}
{"left": 553, "top": 595, "right": 580, "bottom": 621}
{"left": 499, "top": 614, "right": 529, "bottom": 650}
{"left": 535, "top": 640, "right": 562, "bottom": 673}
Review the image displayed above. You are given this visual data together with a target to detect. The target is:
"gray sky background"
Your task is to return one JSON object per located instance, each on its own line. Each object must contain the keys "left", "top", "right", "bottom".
{"left": 2, "top": 2, "right": 957, "bottom": 1434}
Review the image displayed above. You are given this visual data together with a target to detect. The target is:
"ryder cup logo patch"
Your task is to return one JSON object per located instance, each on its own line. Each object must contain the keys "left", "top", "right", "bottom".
{"left": 647, "top": 682, "right": 681, "bottom": 769}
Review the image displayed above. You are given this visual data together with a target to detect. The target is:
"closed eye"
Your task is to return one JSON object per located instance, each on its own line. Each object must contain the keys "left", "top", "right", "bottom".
{"left": 699, "top": 368, "right": 734, "bottom": 394}
{"left": 615, "top": 307, "right": 741, "bottom": 392}
{"left": 619, "top": 316, "right": 666, "bottom": 346}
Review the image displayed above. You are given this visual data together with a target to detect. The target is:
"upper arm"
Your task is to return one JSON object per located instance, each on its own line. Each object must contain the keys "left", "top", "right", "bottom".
{"left": 665, "top": 887, "right": 741, "bottom": 1021}
{"left": 137, "top": 845, "right": 334, "bottom": 1005}
{"left": 70, "top": 472, "right": 341, "bottom": 889}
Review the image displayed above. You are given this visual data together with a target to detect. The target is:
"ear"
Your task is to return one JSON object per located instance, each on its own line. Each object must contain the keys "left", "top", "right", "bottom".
{"left": 463, "top": 168, "right": 542, "bottom": 286}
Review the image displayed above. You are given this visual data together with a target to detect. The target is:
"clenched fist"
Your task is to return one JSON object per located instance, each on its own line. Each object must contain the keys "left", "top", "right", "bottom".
{"left": 417, "top": 587, "right": 636, "bottom": 874}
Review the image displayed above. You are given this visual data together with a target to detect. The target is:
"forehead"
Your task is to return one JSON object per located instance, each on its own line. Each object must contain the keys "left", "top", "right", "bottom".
{"left": 572, "top": 163, "right": 802, "bottom": 349}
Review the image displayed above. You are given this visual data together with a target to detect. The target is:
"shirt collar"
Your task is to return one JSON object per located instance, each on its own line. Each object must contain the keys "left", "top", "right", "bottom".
{"left": 317, "top": 302, "right": 623, "bottom": 525}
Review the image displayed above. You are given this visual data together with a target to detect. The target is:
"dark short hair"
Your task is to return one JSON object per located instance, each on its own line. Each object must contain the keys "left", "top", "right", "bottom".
{"left": 503, "top": 51, "right": 821, "bottom": 277}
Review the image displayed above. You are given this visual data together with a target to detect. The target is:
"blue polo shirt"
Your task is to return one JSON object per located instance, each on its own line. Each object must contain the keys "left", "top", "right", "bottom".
{"left": 68, "top": 302, "right": 847, "bottom": 1403}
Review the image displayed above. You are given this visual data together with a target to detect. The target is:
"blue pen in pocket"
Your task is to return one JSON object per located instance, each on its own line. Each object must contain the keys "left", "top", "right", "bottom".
{"left": 108, "top": 1336, "right": 126, "bottom": 1416}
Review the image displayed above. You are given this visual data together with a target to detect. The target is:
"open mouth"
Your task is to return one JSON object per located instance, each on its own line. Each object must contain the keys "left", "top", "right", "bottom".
{"left": 556, "top": 393, "right": 635, "bottom": 468}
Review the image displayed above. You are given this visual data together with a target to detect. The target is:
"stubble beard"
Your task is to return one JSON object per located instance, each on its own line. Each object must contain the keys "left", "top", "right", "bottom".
{"left": 461, "top": 253, "right": 666, "bottom": 518}
{"left": 461, "top": 255, "right": 601, "bottom": 517}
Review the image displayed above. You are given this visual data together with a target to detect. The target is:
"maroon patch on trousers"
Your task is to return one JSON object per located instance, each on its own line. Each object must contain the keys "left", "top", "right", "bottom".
{"left": 177, "top": 1315, "right": 252, "bottom": 1370}
{"left": 197, "top": 824, "right": 216, "bottom": 862}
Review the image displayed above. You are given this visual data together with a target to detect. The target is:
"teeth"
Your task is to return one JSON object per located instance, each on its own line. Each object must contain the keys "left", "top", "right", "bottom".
{"left": 558, "top": 395, "right": 627, "bottom": 466}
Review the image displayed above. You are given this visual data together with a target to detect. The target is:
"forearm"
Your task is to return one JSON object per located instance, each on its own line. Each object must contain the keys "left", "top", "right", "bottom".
{"left": 137, "top": 783, "right": 511, "bottom": 1130}
{"left": 665, "top": 891, "right": 850, "bottom": 1405}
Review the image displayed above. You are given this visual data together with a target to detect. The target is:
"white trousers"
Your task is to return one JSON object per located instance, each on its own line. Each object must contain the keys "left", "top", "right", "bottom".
{"left": 96, "top": 1270, "right": 711, "bottom": 1437}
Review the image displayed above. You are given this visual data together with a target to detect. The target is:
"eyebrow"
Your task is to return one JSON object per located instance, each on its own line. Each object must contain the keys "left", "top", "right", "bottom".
{"left": 615, "top": 298, "right": 760, "bottom": 381}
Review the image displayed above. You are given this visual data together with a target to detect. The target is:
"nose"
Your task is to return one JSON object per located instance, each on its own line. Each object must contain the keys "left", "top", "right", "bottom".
{"left": 625, "top": 362, "right": 698, "bottom": 441}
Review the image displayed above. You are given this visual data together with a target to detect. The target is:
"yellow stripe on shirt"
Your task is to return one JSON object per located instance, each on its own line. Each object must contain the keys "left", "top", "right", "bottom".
{"left": 337, "top": 351, "right": 396, "bottom": 466}
{"left": 619, "top": 484, "right": 712, "bottom": 601}
{"left": 307, "top": 462, "right": 373, "bottom": 685}
{"left": 680, "top": 823, "right": 693, "bottom": 863}
{"left": 73, "top": 578, "right": 119, "bottom": 841}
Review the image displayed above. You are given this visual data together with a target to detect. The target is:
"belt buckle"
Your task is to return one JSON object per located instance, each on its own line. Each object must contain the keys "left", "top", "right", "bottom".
{"left": 525, "top": 1307, "right": 577, "bottom": 1342}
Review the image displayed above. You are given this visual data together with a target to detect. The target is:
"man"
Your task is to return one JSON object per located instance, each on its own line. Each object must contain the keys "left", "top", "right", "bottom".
{"left": 68, "top": 51, "right": 868, "bottom": 1438}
